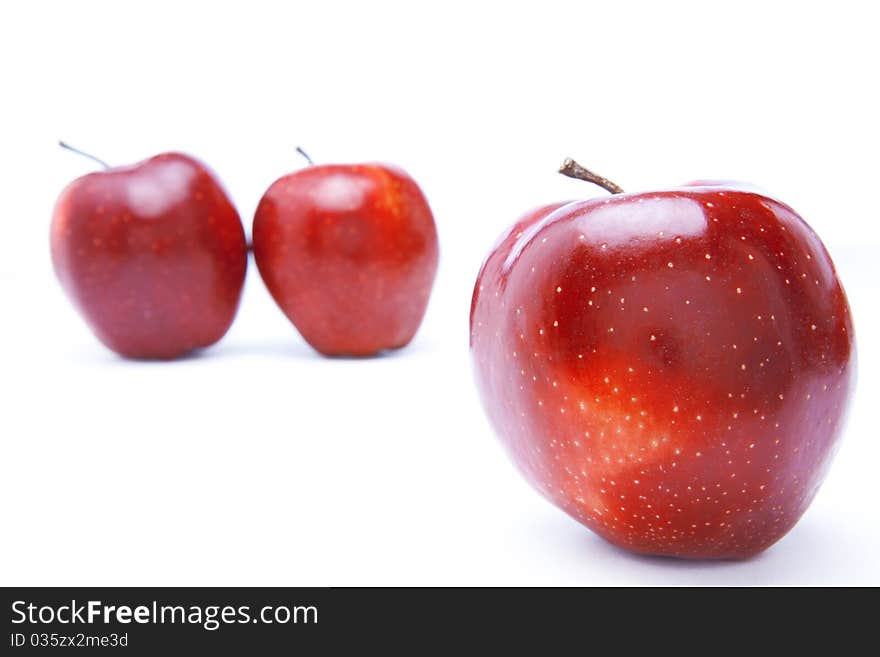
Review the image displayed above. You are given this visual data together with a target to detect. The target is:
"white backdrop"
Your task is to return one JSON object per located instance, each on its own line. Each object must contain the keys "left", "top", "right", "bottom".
{"left": 1, "top": 0, "right": 878, "bottom": 585}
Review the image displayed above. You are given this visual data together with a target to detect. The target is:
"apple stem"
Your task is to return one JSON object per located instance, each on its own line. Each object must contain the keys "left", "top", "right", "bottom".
{"left": 58, "top": 141, "right": 111, "bottom": 170}
{"left": 296, "top": 146, "right": 314, "bottom": 166}
{"left": 558, "top": 158, "right": 623, "bottom": 194}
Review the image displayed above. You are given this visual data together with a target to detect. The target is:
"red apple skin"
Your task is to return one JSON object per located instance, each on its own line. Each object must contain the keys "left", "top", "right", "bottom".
{"left": 252, "top": 163, "right": 439, "bottom": 356}
{"left": 470, "top": 186, "right": 855, "bottom": 559}
{"left": 51, "top": 153, "right": 248, "bottom": 359}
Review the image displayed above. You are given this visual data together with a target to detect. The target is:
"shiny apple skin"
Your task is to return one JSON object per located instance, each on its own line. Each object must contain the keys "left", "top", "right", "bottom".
{"left": 470, "top": 187, "right": 855, "bottom": 559}
{"left": 252, "top": 163, "right": 439, "bottom": 356}
{"left": 51, "top": 153, "right": 248, "bottom": 359}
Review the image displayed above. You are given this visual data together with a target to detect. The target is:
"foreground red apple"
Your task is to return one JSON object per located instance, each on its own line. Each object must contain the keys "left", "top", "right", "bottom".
{"left": 253, "top": 156, "right": 438, "bottom": 356}
{"left": 51, "top": 145, "right": 248, "bottom": 359}
{"left": 470, "top": 159, "right": 855, "bottom": 559}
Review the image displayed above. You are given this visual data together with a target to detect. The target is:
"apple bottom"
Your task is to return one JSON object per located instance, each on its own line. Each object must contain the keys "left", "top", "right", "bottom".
{"left": 265, "top": 277, "right": 435, "bottom": 358}
{"left": 474, "top": 329, "right": 853, "bottom": 560}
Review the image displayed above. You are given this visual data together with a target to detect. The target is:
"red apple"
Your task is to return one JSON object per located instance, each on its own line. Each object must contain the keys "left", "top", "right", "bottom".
{"left": 51, "top": 147, "right": 248, "bottom": 359}
{"left": 470, "top": 159, "right": 855, "bottom": 559}
{"left": 252, "top": 160, "right": 438, "bottom": 356}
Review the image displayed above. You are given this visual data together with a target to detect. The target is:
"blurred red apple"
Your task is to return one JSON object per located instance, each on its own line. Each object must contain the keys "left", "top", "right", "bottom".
{"left": 253, "top": 158, "right": 438, "bottom": 356}
{"left": 51, "top": 145, "right": 248, "bottom": 359}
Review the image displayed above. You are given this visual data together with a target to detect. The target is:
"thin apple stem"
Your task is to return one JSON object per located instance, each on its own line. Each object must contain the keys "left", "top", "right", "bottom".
{"left": 558, "top": 158, "right": 623, "bottom": 194}
{"left": 58, "top": 141, "right": 111, "bottom": 169}
{"left": 296, "top": 146, "right": 314, "bottom": 166}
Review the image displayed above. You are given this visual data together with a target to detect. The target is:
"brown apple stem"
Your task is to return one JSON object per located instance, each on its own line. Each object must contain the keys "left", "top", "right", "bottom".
{"left": 58, "top": 141, "right": 110, "bottom": 169}
{"left": 558, "top": 158, "right": 623, "bottom": 194}
{"left": 296, "top": 146, "right": 314, "bottom": 166}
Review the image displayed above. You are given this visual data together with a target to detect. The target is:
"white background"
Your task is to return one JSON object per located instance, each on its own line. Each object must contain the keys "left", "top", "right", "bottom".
{"left": 1, "top": 1, "right": 878, "bottom": 585}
